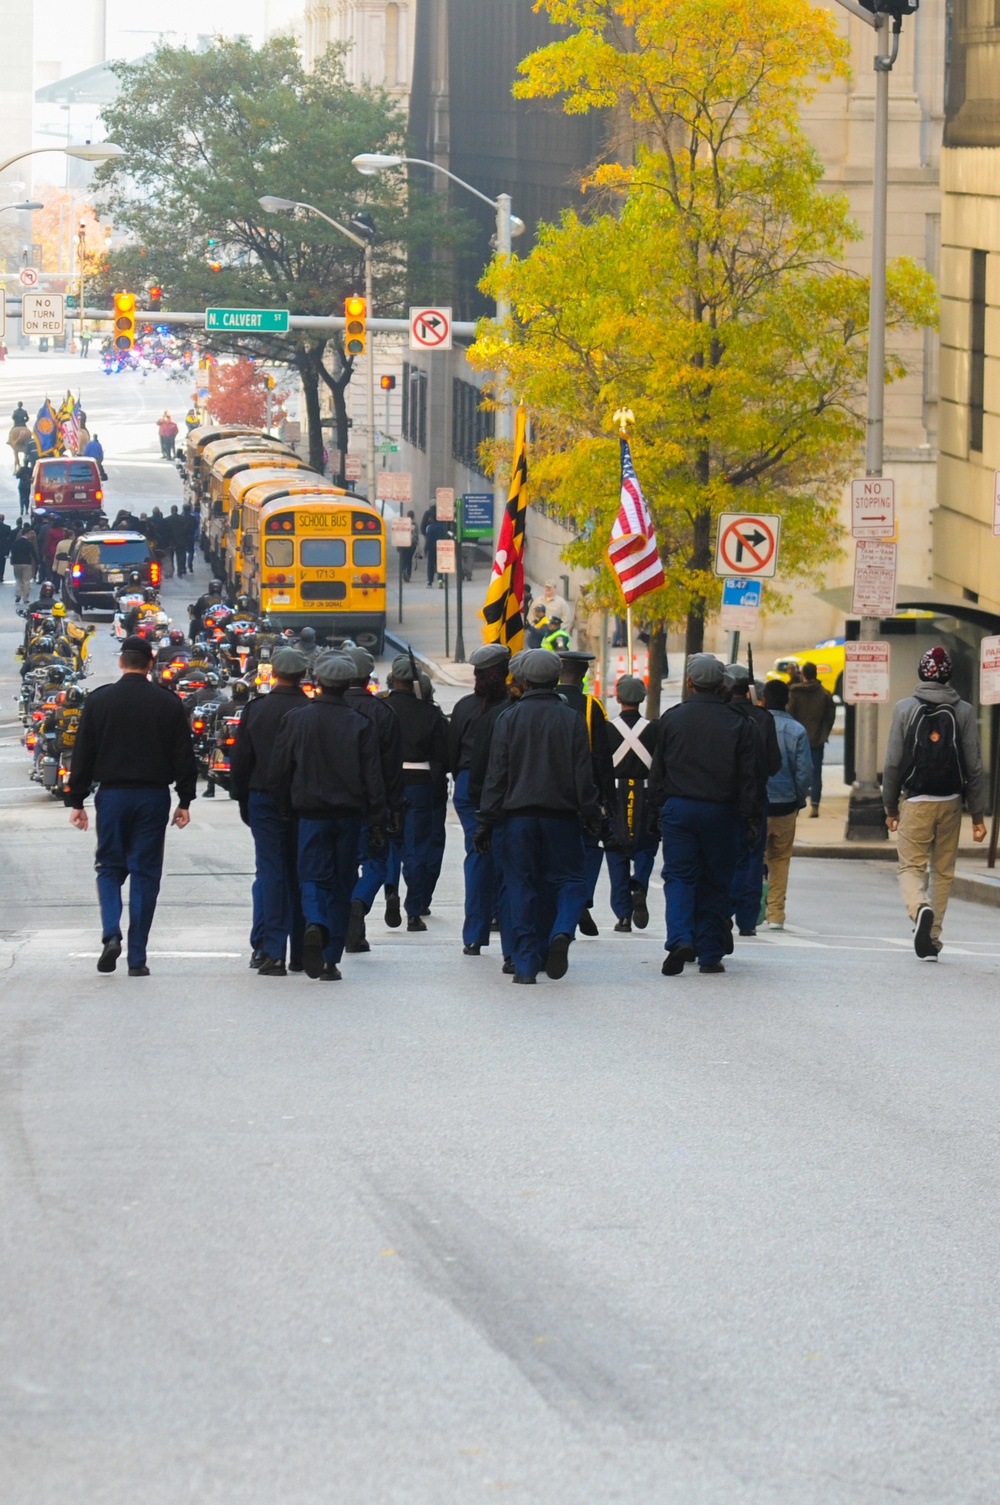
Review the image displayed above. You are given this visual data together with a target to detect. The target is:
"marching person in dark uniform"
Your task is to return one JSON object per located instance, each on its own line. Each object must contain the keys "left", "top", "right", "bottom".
{"left": 725, "top": 662, "right": 782, "bottom": 937}
{"left": 230, "top": 647, "right": 311, "bottom": 976}
{"left": 67, "top": 635, "right": 197, "bottom": 976}
{"left": 449, "top": 642, "right": 511, "bottom": 955}
{"left": 383, "top": 655, "right": 449, "bottom": 932}
{"left": 467, "top": 648, "right": 529, "bottom": 975}
{"left": 648, "top": 654, "right": 760, "bottom": 976}
{"left": 477, "top": 648, "right": 601, "bottom": 984}
{"left": 268, "top": 653, "right": 385, "bottom": 981}
{"left": 344, "top": 646, "right": 405, "bottom": 954}
{"left": 556, "top": 648, "right": 616, "bottom": 935}
{"left": 605, "top": 674, "right": 660, "bottom": 933}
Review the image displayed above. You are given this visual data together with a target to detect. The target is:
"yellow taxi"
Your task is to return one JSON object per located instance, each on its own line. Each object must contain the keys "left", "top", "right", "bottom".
{"left": 766, "top": 640, "right": 846, "bottom": 699}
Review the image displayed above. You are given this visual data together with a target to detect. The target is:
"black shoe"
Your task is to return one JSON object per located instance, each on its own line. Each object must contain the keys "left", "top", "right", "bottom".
{"left": 662, "top": 942, "right": 696, "bottom": 977}
{"left": 723, "top": 918, "right": 735, "bottom": 955}
{"left": 249, "top": 948, "right": 266, "bottom": 969}
{"left": 319, "top": 963, "right": 342, "bottom": 981}
{"left": 127, "top": 965, "right": 150, "bottom": 977}
{"left": 613, "top": 917, "right": 632, "bottom": 933}
{"left": 501, "top": 957, "right": 515, "bottom": 975}
{"left": 302, "top": 923, "right": 328, "bottom": 980}
{"left": 738, "top": 928, "right": 757, "bottom": 937}
{"left": 257, "top": 956, "right": 287, "bottom": 976}
{"left": 384, "top": 887, "right": 401, "bottom": 928}
{"left": 490, "top": 917, "right": 500, "bottom": 932}
{"left": 914, "top": 904, "right": 935, "bottom": 959}
{"left": 463, "top": 943, "right": 481, "bottom": 955}
{"left": 631, "top": 886, "right": 649, "bottom": 930}
{"left": 97, "top": 936, "right": 121, "bottom": 974}
{"left": 421, "top": 906, "right": 431, "bottom": 916}
{"left": 203, "top": 781, "right": 216, "bottom": 798}
{"left": 407, "top": 916, "right": 427, "bottom": 933}
{"left": 699, "top": 962, "right": 726, "bottom": 974}
{"left": 578, "top": 908, "right": 599, "bottom": 937}
{"left": 512, "top": 974, "right": 536, "bottom": 985}
{"left": 544, "top": 932, "right": 571, "bottom": 980}
{"left": 344, "top": 899, "right": 369, "bottom": 953}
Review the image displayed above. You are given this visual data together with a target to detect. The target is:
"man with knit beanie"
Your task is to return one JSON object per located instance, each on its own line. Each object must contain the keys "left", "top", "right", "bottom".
{"left": 882, "top": 645, "right": 986, "bottom": 959}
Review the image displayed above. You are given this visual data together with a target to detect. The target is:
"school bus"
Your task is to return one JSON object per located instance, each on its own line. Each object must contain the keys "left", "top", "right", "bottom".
{"left": 242, "top": 492, "right": 386, "bottom": 652}
{"left": 223, "top": 466, "right": 333, "bottom": 589}
{"left": 183, "top": 425, "right": 259, "bottom": 503}
{"left": 202, "top": 441, "right": 304, "bottom": 573}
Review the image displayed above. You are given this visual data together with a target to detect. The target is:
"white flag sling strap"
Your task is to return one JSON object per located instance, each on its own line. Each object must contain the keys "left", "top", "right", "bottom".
{"left": 611, "top": 716, "right": 652, "bottom": 770}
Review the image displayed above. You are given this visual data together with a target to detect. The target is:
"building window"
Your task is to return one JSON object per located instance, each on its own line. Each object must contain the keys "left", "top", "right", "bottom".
{"left": 970, "top": 248, "right": 987, "bottom": 453}
{"left": 451, "top": 377, "right": 493, "bottom": 476}
{"left": 402, "top": 361, "right": 427, "bottom": 451}
{"left": 385, "top": 3, "right": 399, "bottom": 87}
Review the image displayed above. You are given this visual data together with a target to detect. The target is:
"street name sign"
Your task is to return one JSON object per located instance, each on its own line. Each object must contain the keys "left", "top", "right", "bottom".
{"left": 435, "top": 487, "right": 455, "bottom": 522}
{"left": 22, "top": 292, "right": 64, "bottom": 337}
{"left": 844, "top": 641, "right": 890, "bottom": 703}
{"left": 851, "top": 476, "right": 895, "bottom": 539}
{"left": 205, "top": 307, "right": 289, "bottom": 333}
{"left": 409, "top": 306, "right": 452, "bottom": 351}
{"left": 851, "top": 540, "right": 896, "bottom": 617}
{"left": 981, "top": 635, "right": 1000, "bottom": 705}
{"left": 719, "top": 576, "right": 762, "bottom": 631}
{"left": 376, "top": 441, "right": 398, "bottom": 454}
{"left": 714, "top": 512, "right": 781, "bottom": 578}
{"left": 436, "top": 539, "right": 457, "bottom": 574}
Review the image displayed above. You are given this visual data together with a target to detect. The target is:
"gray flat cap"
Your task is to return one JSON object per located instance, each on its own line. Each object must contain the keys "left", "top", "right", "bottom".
{"left": 521, "top": 648, "right": 562, "bottom": 685}
{"left": 271, "top": 646, "right": 309, "bottom": 677}
{"left": 348, "top": 645, "right": 375, "bottom": 679}
{"left": 390, "top": 653, "right": 419, "bottom": 682}
{"left": 314, "top": 652, "right": 357, "bottom": 687}
{"left": 615, "top": 674, "right": 646, "bottom": 704}
{"left": 508, "top": 649, "right": 530, "bottom": 682}
{"left": 687, "top": 653, "right": 725, "bottom": 690}
{"left": 723, "top": 662, "right": 750, "bottom": 686}
{"left": 470, "top": 642, "right": 511, "bottom": 670}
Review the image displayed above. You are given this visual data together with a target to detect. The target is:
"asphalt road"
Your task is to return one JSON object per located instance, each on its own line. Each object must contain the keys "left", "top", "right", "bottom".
{"left": 3, "top": 356, "right": 1000, "bottom": 1503}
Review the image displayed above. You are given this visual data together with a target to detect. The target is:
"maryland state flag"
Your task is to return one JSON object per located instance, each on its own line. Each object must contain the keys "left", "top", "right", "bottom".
{"left": 57, "top": 392, "right": 82, "bottom": 454}
{"left": 33, "top": 399, "right": 60, "bottom": 457}
{"left": 480, "top": 405, "right": 528, "bottom": 652}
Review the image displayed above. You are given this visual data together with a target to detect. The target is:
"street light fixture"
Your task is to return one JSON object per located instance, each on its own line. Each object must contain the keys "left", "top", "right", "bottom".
{"left": 258, "top": 194, "right": 377, "bottom": 508}
{"left": 0, "top": 201, "right": 45, "bottom": 214}
{"left": 352, "top": 152, "right": 524, "bottom": 583}
{"left": 0, "top": 142, "right": 125, "bottom": 176}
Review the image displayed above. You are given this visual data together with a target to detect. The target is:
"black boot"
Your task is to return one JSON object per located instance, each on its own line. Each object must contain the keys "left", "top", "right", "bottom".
{"left": 344, "top": 899, "right": 370, "bottom": 953}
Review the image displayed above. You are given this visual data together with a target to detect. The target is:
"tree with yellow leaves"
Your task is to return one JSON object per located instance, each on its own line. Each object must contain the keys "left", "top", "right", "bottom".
{"left": 470, "top": 0, "right": 937, "bottom": 679}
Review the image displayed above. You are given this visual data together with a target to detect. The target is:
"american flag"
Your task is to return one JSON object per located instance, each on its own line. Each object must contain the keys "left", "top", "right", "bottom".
{"left": 608, "top": 436, "right": 664, "bottom": 604}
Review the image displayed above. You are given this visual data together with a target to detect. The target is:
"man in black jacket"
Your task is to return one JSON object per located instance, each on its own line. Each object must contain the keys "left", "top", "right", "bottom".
{"left": 448, "top": 642, "right": 511, "bottom": 955}
{"left": 68, "top": 635, "right": 197, "bottom": 976}
{"left": 605, "top": 674, "right": 660, "bottom": 933}
{"left": 269, "top": 652, "right": 385, "bottom": 980}
{"left": 230, "top": 647, "right": 310, "bottom": 976}
{"left": 556, "top": 648, "right": 616, "bottom": 935}
{"left": 725, "top": 662, "right": 782, "bottom": 938}
{"left": 0, "top": 513, "right": 12, "bottom": 583}
{"left": 383, "top": 654, "right": 449, "bottom": 932}
{"left": 344, "top": 646, "right": 405, "bottom": 954}
{"left": 478, "top": 648, "right": 600, "bottom": 984}
{"left": 647, "top": 653, "right": 759, "bottom": 976}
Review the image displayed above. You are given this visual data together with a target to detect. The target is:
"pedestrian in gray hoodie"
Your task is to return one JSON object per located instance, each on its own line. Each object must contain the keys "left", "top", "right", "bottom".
{"left": 882, "top": 646, "right": 986, "bottom": 959}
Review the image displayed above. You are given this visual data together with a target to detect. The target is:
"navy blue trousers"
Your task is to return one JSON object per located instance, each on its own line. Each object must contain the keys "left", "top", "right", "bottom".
{"left": 248, "top": 791, "right": 303, "bottom": 966}
{"left": 730, "top": 816, "right": 767, "bottom": 933}
{"left": 400, "top": 782, "right": 437, "bottom": 919}
{"left": 583, "top": 835, "right": 604, "bottom": 908}
{"left": 660, "top": 798, "right": 741, "bottom": 966}
{"left": 454, "top": 769, "right": 498, "bottom": 947}
{"left": 352, "top": 821, "right": 388, "bottom": 910}
{"left": 606, "top": 838, "right": 659, "bottom": 920}
{"left": 503, "top": 815, "right": 588, "bottom": 979}
{"left": 297, "top": 815, "right": 361, "bottom": 966}
{"left": 94, "top": 786, "right": 171, "bottom": 968}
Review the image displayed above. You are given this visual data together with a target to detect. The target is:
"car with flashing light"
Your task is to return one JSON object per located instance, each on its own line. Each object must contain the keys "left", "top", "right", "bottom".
{"left": 30, "top": 456, "right": 105, "bottom": 521}
{"left": 63, "top": 531, "right": 160, "bottom": 614}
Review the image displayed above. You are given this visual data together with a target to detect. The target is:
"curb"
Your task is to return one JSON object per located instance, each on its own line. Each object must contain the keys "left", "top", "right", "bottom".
{"left": 383, "top": 631, "right": 471, "bottom": 688}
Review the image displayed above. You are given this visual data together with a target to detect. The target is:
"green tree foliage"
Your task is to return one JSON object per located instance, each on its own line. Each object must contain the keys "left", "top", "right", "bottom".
{"left": 470, "top": 0, "right": 937, "bottom": 667}
{"left": 95, "top": 37, "right": 464, "bottom": 476}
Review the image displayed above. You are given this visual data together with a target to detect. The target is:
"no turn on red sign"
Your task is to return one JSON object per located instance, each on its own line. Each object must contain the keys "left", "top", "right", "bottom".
{"left": 409, "top": 306, "right": 452, "bottom": 351}
{"left": 713, "top": 513, "right": 781, "bottom": 578}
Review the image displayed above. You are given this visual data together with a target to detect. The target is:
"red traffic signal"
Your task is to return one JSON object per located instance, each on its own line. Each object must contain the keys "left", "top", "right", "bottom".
{"left": 380, "top": 374, "right": 396, "bottom": 391}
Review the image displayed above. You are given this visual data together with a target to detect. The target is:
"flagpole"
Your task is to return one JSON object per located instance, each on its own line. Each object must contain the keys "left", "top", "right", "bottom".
{"left": 626, "top": 605, "right": 634, "bottom": 675}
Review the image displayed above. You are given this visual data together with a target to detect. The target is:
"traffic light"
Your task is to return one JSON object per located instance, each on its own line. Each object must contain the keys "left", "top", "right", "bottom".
{"left": 344, "top": 294, "right": 367, "bottom": 357}
{"left": 113, "top": 291, "right": 136, "bottom": 352}
{"left": 380, "top": 374, "right": 396, "bottom": 392}
{"left": 149, "top": 285, "right": 162, "bottom": 310}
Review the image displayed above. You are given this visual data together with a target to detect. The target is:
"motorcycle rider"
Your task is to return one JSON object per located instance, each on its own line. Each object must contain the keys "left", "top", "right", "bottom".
{"left": 189, "top": 579, "right": 227, "bottom": 642}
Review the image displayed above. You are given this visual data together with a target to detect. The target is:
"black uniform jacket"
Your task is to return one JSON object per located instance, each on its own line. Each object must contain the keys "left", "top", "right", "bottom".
{"left": 467, "top": 698, "right": 516, "bottom": 807}
{"left": 384, "top": 690, "right": 449, "bottom": 788}
{"left": 68, "top": 672, "right": 198, "bottom": 809}
{"left": 479, "top": 689, "right": 601, "bottom": 824}
{"left": 558, "top": 682, "right": 616, "bottom": 803}
{"left": 647, "top": 692, "right": 760, "bottom": 820}
{"left": 345, "top": 687, "right": 405, "bottom": 813}
{"left": 449, "top": 690, "right": 512, "bottom": 774}
{"left": 731, "top": 698, "right": 782, "bottom": 801}
{"left": 608, "top": 709, "right": 659, "bottom": 849}
{"left": 268, "top": 696, "right": 385, "bottom": 822}
{"left": 230, "top": 683, "right": 310, "bottom": 810}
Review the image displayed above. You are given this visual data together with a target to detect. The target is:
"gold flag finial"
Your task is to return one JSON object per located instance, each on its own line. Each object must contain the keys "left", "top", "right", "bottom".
{"left": 613, "top": 407, "right": 634, "bottom": 436}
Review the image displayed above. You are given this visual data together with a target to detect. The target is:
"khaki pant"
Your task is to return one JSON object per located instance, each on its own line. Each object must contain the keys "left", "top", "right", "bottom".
{"left": 896, "top": 797, "right": 962, "bottom": 943}
{"left": 765, "top": 811, "right": 798, "bottom": 923}
{"left": 13, "top": 562, "right": 33, "bottom": 600}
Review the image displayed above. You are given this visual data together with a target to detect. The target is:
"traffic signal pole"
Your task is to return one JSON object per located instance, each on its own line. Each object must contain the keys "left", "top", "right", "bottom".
{"left": 364, "top": 236, "right": 376, "bottom": 513}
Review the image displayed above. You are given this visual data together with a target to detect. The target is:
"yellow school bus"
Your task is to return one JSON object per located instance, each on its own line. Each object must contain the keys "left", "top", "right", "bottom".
{"left": 243, "top": 492, "right": 386, "bottom": 652}
{"left": 184, "top": 425, "right": 260, "bottom": 503}
{"left": 203, "top": 441, "right": 304, "bottom": 574}
{"left": 224, "top": 465, "right": 329, "bottom": 589}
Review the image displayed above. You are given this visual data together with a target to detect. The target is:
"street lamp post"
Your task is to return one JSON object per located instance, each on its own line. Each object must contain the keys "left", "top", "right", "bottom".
{"left": 0, "top": 143, "right": 124, "bottom": 176}
{"left": 0, "top": 201, "right": 45, "bottom": 215}
{"left": 259, "top": 195, "right": 376, "bottom": 508}
{"left": 352, "top": 153, "right": 524, "bottom": 557}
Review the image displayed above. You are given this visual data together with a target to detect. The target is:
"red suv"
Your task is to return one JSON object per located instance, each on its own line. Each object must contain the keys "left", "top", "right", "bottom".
{"left": 31, "top": 457, "right": 104, "bottom": 521}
